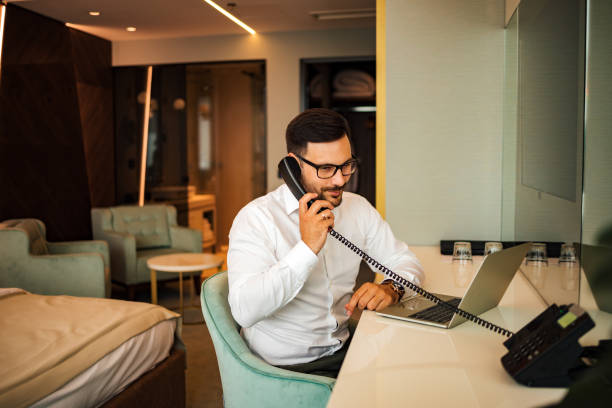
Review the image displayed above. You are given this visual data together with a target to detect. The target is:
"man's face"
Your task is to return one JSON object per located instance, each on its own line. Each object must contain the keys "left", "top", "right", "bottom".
{"left": 291, "top": 135, "right": 353, "bottom": 207}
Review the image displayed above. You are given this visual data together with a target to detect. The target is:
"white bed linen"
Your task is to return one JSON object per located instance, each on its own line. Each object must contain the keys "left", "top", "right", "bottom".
{"left": 31, "top": 319, "right": 177, "bottom": 408}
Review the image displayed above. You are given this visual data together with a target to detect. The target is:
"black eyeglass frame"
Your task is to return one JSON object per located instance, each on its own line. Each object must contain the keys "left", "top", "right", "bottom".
{"left": 295, "top": 154, "right": 359, "bottom": 179}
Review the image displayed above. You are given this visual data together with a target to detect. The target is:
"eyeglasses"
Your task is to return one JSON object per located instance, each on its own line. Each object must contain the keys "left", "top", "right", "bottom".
{"left": 295, "top": 154, "right": 358, "bottom": 179}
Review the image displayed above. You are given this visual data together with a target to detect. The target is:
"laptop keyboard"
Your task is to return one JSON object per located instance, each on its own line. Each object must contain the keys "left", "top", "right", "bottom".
{"left": 411, "top": 298, "right": 462, "bottom": 323}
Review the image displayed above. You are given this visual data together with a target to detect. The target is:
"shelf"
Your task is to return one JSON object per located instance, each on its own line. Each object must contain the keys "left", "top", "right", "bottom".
{"left": 331, "top": 106, "right": 376, "bottom": 113}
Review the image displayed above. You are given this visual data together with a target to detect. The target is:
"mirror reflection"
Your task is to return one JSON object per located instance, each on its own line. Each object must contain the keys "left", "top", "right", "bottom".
{"left": 503, "top": 0, "right": 611, "bottom": 310}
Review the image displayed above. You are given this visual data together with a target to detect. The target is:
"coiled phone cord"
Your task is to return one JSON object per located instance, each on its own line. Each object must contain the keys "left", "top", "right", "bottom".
{"left": 329, "top": 228, "right": 514, "bottom": 337}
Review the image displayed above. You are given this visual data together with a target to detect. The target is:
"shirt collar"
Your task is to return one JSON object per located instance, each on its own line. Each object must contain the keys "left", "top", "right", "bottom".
{"left": 281, "top": 184, "right": 300, "bottom": 215}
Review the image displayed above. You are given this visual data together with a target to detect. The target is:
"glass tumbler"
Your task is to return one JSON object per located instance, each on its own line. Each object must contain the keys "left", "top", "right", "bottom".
{"left": 484, "top": 242, "right": 503, "bottom": 256}
{"left": 526, "top": 243, "right": 548, "bottom": 264}
{"left": 452, "top": 242, "right": 473, "bottom": 261}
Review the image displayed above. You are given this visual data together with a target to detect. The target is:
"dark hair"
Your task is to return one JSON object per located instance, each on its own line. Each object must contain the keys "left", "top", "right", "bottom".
{"left": 285, "top": 108, "right": 352, "bottom": 155}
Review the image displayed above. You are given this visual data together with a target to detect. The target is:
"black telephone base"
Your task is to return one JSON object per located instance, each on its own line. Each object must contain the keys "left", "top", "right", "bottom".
{"left": 501, "top": 304, "right": 595, "bottom": 388}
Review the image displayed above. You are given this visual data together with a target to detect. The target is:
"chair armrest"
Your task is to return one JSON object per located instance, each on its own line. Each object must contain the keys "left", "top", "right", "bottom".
{"left": 96, "top": 230, "right": 137, "bottom": 284}
{"left": 170, "top": 226, "right": 202, "bottom": 253}
{"left": 239, "top": 351, "right": 336, "bottom": 406}
{"left": 240, "top": 352, "right": 336, "bottom": 388}
{"left": 12, "top": 253, "right": 106, "bottom": 298}
{"left": 47, "top": 241, "right": 111, "bottom": 297}
{"left": 47, "top": 240, "right": 110, "bottom": 268}
{"left": 0, "top": 228, "right": 30, "bottom": 258}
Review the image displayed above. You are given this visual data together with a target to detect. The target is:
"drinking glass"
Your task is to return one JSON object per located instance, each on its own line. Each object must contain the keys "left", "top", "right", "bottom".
{"left": 452, "top": 242, "right": 472, "bottom": 261}
{"left": 559, "top": 243, "right": 577, "bottom": 263}
{"left": 484, "top": 242, "right": 503, "bottom": 256}
{"left": 452, "top": 242, "right": 473, "bottom": 287}
{"left": 526, "top": 243, "right": 548, "bottom": 264}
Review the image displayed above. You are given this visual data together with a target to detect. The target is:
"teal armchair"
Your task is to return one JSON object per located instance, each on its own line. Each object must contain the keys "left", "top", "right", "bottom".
{"left": 91, "top": 205, "right": 202, "bottom": 296}
{"left": 200, "top": 271, "right": 335, "bottom": 408}
{"left": 0, "top": 219, "right": 109, "bottom": 297}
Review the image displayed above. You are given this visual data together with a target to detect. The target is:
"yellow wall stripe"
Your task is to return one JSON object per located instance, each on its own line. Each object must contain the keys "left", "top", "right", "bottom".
{"left": 376, "top": 0, "right": 386, "bottom": 218}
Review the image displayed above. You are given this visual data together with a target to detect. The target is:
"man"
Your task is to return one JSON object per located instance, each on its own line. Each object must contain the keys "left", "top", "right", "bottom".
{"left": 227, "top": 108, "right": 424, "bottom": 378}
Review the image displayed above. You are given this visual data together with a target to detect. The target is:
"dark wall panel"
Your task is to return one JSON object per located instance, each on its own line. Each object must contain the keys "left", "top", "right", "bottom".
{"left": 0, "top": 5, "right": 113, "bottom": 240}
{"left": 70, "top": 29, "right": 115, "bottom": 208}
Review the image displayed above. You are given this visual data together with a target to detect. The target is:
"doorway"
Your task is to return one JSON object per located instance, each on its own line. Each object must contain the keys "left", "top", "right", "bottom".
{"left": 301, "top": 57, "right": 376, "bottom": 205}
{"left": 186, "top": 62, "right": 266, "bottom": 247}
{"left": 113, "top": 61, "right": 266, "bottom": 248}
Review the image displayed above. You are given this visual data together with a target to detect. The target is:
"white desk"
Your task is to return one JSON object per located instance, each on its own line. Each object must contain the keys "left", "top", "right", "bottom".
{"left": 328, "top": 246, "right": 612, "bottom": 408}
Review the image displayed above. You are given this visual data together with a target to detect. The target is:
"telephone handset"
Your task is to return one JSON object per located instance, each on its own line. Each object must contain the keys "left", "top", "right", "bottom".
{"left": 278, "top": 155, "right": 318, "bottom": 209}
{"left": 278, "top": 156, "right": 513, "bottom": 337}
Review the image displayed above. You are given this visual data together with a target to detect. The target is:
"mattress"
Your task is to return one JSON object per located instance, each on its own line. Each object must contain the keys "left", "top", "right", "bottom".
{"left": 0, "top": 289, "right": 180, "bottom": 408}
{"left": 31, "top": 319, "right": 177, "bottom": 408}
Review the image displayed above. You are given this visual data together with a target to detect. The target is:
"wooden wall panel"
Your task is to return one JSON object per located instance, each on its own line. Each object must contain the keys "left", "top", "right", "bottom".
{"left": 0, "top": 5, "right": 114, "bottom": 240}
{"left": 70, "top": 29, "right": 115, "bottom": 208}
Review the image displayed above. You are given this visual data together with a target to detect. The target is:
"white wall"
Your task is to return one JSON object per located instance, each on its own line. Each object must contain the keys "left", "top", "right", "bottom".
{"left": 385, "top": 0, "right": 505, "bottom": 245}
{"left": 112, "top": 28, "right": 375, "bottom": 192}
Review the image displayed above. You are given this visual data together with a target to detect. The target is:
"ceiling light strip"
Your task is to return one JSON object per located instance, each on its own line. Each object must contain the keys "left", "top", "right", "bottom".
{"left": 203, "top": 0, "right": 256, "bottom": 35}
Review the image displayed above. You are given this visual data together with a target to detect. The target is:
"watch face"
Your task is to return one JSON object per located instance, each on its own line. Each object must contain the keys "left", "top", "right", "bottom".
{"left": 381, "top": 280, "right": 405, "bottom": 300}
{"left": 391, "top": 282, "right": 405, "bottom": 296}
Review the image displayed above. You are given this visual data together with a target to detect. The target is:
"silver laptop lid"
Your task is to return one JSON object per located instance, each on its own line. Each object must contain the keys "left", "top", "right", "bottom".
{"left": 448, "top": 242, "right": 531, "bottom": 327}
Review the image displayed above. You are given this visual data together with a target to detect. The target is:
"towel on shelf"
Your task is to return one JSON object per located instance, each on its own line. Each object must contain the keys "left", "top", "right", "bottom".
{"left": 333, "top": 70, "right": 375, "bottom": 99}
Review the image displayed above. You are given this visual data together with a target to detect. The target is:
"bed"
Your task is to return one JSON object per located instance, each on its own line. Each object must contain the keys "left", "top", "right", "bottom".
{"left": 0, "top": 288, "right": 186, "bottom": 408}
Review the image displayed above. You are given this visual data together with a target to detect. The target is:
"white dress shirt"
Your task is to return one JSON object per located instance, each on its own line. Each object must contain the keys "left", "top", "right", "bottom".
{"left": 227, "top": 184, "right": 424, "bottom": 365}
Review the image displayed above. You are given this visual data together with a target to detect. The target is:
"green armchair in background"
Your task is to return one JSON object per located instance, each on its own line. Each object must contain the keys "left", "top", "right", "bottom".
{"left": 201, "top": 271, "right": 335, "bottom": 408}
{"left": 91, "top": 204, "right": 202, "bottom": 298}
{"left": 0, "top": 218, "right": 110, "bottom": 298}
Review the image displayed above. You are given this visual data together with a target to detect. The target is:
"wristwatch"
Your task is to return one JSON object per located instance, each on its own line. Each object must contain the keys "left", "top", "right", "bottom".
{"left": 381, "top": 279, "right": 405, "bottom": 303}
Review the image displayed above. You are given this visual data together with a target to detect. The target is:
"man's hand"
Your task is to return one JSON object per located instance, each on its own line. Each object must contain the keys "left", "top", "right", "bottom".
{"left": 299, "top": 192, "right": 334, "bottom": 254}
{"left": 345, "top": 282, "right": 399, "bottom": 316}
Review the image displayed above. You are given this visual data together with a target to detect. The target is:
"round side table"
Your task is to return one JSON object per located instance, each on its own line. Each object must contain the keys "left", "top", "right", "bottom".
{"left": 147, "top": 253, "right": 224, "bottom": 321}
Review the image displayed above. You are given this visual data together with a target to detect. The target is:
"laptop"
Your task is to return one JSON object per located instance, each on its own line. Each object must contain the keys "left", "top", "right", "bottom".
{"left": 376, "top": 242, "right": 531, "bottom": 329}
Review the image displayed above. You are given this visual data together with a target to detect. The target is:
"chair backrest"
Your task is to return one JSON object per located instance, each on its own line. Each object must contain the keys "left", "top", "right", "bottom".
{"left": 0, "top": 219, "right": 48, "bottom": 255}
{"left": 93, "top": 205, "right": 177, "bottom": 249}
{"left": 200, "top": 271, "right": 335, "bottom": 408}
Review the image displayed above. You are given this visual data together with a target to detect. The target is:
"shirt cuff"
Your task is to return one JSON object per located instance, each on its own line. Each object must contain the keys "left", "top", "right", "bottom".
{"left": 282, "top": 240, "right": 319, "bottom": 283}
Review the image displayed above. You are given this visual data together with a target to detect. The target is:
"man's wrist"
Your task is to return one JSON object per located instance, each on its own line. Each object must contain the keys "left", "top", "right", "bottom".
{"left": 380, "top": 279, "right": 405, "bottom": 303}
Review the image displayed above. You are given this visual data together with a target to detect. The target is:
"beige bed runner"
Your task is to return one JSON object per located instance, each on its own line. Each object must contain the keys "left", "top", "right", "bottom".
{"left": 0, "top": 289, "right": 179, "bottom": 408}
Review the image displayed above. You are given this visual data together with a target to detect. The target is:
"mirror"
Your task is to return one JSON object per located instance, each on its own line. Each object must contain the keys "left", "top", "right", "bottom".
{"left": 581, "top": 0, "right": 612, "bottom": 312}
{"left": 502, "top": 0, "right": 611, "bottom": 308}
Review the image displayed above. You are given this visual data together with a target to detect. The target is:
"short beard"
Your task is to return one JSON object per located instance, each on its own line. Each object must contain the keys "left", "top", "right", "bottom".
{"left": 320, "top": 184, "right": 346, "bottom": 205}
